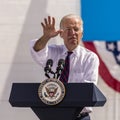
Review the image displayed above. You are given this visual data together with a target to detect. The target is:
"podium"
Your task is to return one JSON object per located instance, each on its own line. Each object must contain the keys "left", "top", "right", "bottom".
{"left": 9, "top": 83, "right": 106, "bottom": 120}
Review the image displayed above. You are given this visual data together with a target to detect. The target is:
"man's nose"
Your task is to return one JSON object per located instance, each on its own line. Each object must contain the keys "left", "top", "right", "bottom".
{"left": 69, "top": 29, "right": 76, "bottom": 34}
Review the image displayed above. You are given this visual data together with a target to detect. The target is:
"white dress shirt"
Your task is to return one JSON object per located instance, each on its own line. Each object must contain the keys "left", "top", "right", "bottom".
{"left": 30, "top": 39, "right": 99, "bottom": 113}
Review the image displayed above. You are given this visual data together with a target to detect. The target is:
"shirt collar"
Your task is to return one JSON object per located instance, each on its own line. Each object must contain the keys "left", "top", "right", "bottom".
{"left": 62, "top": 45, "right": 81, "bottom": 57}
{"left": 62, "top": 45, "right": 68, "bottom": 55}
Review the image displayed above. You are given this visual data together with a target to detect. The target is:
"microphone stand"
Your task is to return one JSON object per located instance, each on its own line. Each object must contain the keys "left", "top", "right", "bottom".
{"left": 44, "top": 59, "right": 65, "bottom": 79}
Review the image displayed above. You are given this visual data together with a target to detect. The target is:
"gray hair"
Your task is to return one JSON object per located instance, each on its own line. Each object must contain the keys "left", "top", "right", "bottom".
{"left": 60, "top": 14, "right": 83, "bottom": 32}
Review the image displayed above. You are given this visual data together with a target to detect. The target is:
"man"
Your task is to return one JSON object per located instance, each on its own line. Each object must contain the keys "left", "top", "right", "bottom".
{"left": 30, "top": 14, "right": 99, "bottom": 120}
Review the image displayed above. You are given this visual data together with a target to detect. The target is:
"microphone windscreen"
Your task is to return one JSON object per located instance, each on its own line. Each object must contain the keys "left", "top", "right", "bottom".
{"left": 58, "top": 59, "right": 65, "bottom": 66}
{"left": 46, "top": 59, "right": 53, "bottom": 67}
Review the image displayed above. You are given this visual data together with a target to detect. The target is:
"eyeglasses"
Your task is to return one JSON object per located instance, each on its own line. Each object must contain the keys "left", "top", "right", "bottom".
{"left": 62, "top": 27, "right": 82, "bottom": 33}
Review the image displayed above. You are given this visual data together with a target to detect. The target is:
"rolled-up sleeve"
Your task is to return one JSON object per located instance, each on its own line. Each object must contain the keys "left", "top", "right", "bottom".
{"left": 30, "top": 39, "right": 48, "bottom": 67}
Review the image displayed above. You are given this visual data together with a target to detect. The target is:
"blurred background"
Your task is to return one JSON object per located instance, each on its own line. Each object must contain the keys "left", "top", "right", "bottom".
{"left": 0, "top": 0, "right": 119, "bottom": 120}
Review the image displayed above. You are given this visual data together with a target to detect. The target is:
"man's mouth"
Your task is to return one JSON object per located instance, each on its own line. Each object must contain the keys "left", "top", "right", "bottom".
{"left": 68, "top": 37, "right": 77, "bottom": 45}
{"left": 68, "top": 36, "right": 77, "bottom": 40}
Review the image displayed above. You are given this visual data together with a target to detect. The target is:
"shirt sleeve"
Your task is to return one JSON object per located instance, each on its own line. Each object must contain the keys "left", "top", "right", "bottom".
{"left": 30, "top": 39, "right": 49, "bottom": 67}
{"left": 81, "top": 53, "right": 99, "bottom": 113}
{"left": 83, "top": 53, "right": 99, "bottom": 85}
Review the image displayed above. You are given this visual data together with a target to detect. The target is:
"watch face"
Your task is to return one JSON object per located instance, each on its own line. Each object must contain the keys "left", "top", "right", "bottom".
{"left": 38, "top": 78, "right": 66, "bottom": 105}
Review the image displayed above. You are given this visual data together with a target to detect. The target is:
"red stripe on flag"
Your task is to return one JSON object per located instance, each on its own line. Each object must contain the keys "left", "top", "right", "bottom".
{"left": 83, "top": 42, "right": 120, "bottom": 92}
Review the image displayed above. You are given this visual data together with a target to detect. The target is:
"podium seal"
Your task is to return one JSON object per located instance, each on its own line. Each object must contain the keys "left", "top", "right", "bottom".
{"left": 38, "top": 78, "right": 65, "bottom": 105}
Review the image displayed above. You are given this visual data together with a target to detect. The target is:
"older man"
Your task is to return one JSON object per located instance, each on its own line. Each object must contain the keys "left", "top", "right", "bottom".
{"left": 30, "top": 14, "right": 99, "bottom": 120}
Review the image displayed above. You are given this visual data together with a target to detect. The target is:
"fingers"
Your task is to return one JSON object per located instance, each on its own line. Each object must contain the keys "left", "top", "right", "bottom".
{"left": 41, "top": 16, "right": 55, "bottom": 28}
{"left": 44, "top": 18, "right": 48, "bottom": 25}
{"left": 48, "top": 16, "right": 51, "bottom": 24}
{"left": 41, "top": 22, "right": 45, "bottom": 28}
{"left": 52, "top": 17, "right": 55, "bottom": 27}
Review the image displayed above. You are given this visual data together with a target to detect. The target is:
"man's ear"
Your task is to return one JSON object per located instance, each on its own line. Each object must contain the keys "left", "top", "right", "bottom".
{"left": 59, "top": 30, "right": 63, "bottom": 38}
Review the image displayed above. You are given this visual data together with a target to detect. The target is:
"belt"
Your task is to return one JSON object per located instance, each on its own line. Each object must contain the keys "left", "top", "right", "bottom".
{"left": 76, "top": 112, "right": 89, "bottom": 119}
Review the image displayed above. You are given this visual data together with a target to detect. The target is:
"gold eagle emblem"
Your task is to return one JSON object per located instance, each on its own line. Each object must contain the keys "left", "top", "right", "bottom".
{"left": 45, "top": 87, "right": 58, "bottom": 98}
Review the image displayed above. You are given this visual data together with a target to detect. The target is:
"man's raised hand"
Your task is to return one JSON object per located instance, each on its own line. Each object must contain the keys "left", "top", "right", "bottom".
{"left": 41, "top": 16, "right": 61, "bottom": 39}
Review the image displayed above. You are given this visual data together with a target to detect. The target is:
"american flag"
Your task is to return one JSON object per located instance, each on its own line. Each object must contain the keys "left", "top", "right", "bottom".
{"left": 81, "top": 0, "right": 120, "bottom": 92}
{"left": 83, "top": 41, "right": 120, "bottom": 92}
{"left": 106, "top": 42, "right": 120, "bottom": 65}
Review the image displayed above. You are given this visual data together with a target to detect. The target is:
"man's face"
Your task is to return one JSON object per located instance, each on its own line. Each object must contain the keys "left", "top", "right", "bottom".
{"left": 60, "top": 17, "right": 83, "bottom": 51}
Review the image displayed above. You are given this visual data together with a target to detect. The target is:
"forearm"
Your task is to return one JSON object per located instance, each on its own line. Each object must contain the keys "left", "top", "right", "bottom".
{"left": 33, "top": 16, "right": 60, "bottom": 52}
{"left": 33, "top": 35, "right": 50, "bottom": 52}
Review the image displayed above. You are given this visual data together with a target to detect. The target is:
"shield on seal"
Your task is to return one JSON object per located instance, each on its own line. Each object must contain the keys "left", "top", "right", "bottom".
{"left": 83, "top": 41, "right": 120, "bottom": 92}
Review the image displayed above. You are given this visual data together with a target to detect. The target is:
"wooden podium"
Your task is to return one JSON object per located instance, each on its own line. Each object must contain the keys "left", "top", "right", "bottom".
{"left": 9, "top": 83, "right": 106, "bottom": 120}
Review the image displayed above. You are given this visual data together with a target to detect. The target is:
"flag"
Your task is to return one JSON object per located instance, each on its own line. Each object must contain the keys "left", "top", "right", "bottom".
{"left": 81, "top": 0, "right": 120, "bottom": 92}
{"left": 83, "top": 41, "right": 120, "bottom": 92}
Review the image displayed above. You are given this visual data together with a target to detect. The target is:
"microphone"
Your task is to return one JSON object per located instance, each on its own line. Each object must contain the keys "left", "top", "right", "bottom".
{"left": 44, "top": 59, "right": 53, "bottom": 78}
{"left": 56, "top": 59, "right": 65, "bottom": 79}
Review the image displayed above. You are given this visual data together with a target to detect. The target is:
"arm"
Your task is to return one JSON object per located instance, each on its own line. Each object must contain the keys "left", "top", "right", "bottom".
{"left": 33, "top": 16, "right": 61, "bottom": 52}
